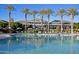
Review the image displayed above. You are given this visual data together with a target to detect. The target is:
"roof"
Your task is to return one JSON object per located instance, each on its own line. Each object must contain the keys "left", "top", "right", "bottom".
{"left": 0, "top": 20, "right": 7, "bottom": 23}
{"left": 51, "top": 20, "right": 70, "bottom": 24}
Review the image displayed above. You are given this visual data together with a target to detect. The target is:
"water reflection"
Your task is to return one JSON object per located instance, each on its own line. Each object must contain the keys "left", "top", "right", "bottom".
{"left": 21, "top": 34, "right": 62, "bottom": 50}
{"left": 7, "top": 38, "right": 11, "bottom": 53}
{"left": 60, "top": 34, "right": 63, "bottom": 49}
{"left": 70, "top": 34, "right": 74, "bottom": 54}
{"left": 1, "top": 34, "right": 79, "bottom": 53}
{"left": 23, "top": 35, "right": 46, "bottom": 49}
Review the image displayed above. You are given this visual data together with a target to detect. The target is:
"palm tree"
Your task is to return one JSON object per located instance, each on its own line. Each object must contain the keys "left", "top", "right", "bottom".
{"left": 21, "top": 8, "right": 30, "bottom": 33}
{"left": 32, "top": 10, "right": 38, "bottom": 30}
{"left": 58, "top": 8, "right": 65, "bottom": 33}
{"left": 67, "top": 8, "right": 78, "bottom": 34}
{"left": 46, "top": 9, "right": 53, "bottom": 33}
{"left": 39, "top": 10, "right": 46, "bottom": 32}
{"left": 6, "top": 5, "right": 14, "bottom": 32}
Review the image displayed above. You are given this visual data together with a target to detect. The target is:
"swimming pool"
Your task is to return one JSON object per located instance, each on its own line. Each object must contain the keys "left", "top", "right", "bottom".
{"left": 0, "top": 33, "right": 79, "bottom": 54}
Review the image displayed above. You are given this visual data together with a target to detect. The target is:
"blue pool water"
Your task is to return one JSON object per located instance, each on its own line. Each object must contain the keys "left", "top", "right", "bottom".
{"left": 0, "top": 33, "right": 79, "bottom": 54}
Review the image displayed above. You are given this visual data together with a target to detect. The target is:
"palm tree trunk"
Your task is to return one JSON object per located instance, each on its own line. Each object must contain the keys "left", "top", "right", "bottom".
{"left": 61, "top": 15, "right": 63, "bottom": 33}
{"left": 71, "top": 15, "right": 74, "bottom": 34}
{"left": 33, "top": 15, "right": 35, "bottom": 28}
{"left": 33, "top": 15, "right": 36, "bottom": 34}
{"left": 41, "top": 15, "right": 43, "bottom": 33}
{"left": 9, "top": 11, "right": 11, "bottom": 29}
{"left": 8, "top": 11, "right": 11, "bottom": 33}
{"left": 25, "top": 14, "right": 27, "bottom": 33}
{"left": 48, "top": 15, "right": 50, "bottom": 33}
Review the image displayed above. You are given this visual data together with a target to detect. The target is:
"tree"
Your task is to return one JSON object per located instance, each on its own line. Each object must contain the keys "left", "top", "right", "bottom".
{"left": 0, "top": 21, "right": 8, "bottom": 28}
{"left": 10, "top": 22, "right": 23, "bottom": 32}
{"left": 57, "top": 8, "right": 65, "bottom": 33}
{"left": 46, "top": 9, "right": 53, "bottom": 33}
{"left": 74, "top": 23, "right": 79, "bottom": 32}
{"left": 32, "top": 10, "right": 38, "bottom": 29}
{"left": 39, "top": 9, "right": 46, "bottom": 32}
{"left": 21, "top": 8, "right": 30, "bottom": 33}
{"left": 6, "top": 5, "right": 14, "bottom": 32}
{"left": 67, "top": 8, "right": 78, "bottom": 34}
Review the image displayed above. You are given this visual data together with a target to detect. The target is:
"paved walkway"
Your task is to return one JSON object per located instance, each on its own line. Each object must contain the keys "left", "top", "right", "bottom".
{"left": 0, "top": 34, "right": 11, "bottom": 39}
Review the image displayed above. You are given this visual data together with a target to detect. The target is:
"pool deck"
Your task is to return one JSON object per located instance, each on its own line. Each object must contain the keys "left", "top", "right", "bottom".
{"left": 0, "top": 33, "right": 79, "bottom": 39}
{"left": 26, "top": 33, "right": 79, "bottom": 36}
{"left": 0, "top": 34, "right": 11, "bottom": 39}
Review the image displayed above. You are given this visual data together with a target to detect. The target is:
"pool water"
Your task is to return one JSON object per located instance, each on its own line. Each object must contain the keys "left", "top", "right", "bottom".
{"left": 0, "top": 34, "right": 79, "bottom": 54}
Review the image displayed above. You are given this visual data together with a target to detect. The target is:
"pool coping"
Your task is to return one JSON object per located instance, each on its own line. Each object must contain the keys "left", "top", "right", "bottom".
{"left": 0, "top": 33, "right": 79, "bottom": 39}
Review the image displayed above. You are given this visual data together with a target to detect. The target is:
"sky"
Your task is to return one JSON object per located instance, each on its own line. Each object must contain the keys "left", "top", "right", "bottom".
{"left": 0, "top": 4, "right": 79, "bottom": 22}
